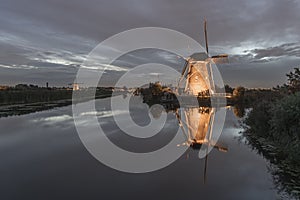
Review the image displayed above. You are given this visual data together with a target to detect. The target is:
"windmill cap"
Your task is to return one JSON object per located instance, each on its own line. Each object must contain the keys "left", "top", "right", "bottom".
{"left": 189, "top": 52, "right": 209, "bottom": 61}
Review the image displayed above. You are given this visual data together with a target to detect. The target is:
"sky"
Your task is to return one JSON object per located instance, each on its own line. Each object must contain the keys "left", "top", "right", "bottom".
{"left": 0, "top": 0, "right": 300, "bottom": 88}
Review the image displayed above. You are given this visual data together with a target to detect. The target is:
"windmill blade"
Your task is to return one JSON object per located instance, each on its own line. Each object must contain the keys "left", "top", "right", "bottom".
{"left": 211, "top": 54, "right": 228, "bottom": 58}
{"left": 175, "top": 110, "right": 189, "bottom": 140}
{"left": 202, "top": 105, "right": 214, "bottom": 184}
{"left": 181, "top": 59, "right": 189, "bottom": 76}
{"left": 176, "top": 59, "right": 190, "bottom": 91}
{"left": 211, "top": 54, "right": 229, "bottom": 64}
{"left": 204, "top": 18, "right": 209, "bottom": 55}
{"left": 192, "top": 140, "right": 228, "bottom": 152}
{"left": 203, "top": 150, "right": 208, "bottom": 184}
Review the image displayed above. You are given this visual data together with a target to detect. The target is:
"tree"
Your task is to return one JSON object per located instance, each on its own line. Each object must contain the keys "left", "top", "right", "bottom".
{"left": 233, "top": 86, "right": 245, "bottom": 100}
{"left": 286, "top": 67, "right": 300, "bottom": 93}
{"left": 225, "top": 84, "right": 234, "bottom": 94}
{"left": 233, "top": 104, "right": 245, "bottom": 118}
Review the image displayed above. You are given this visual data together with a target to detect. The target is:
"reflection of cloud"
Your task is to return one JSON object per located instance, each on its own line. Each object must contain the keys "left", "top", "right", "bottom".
{"left": 0, "top": 64, "right": 38, "bottom": 70}
{"left": 80, "top": 110, "right": 128, "bottom": 118}
{"left": 74, "top": 110, "right": 128, "bottom": 127}
{"left": 32, "top": 115, "right": 73, "bottom": 124}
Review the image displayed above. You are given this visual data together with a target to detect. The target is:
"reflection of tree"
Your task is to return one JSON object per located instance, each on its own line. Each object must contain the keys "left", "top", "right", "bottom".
{"left": 243, "top": 97, "right": 299, "bottom": 198}
{"left": 149, "top": 105, "right": 163, "bottom": 119}
{"left": 233, "top": 104, "right": 245, "bottom": 118}
{"left": 243, "top": 132, "right": 300, "bottom": 199}
{"left": 197, "top": 89, "right": 210, "bottom": 98}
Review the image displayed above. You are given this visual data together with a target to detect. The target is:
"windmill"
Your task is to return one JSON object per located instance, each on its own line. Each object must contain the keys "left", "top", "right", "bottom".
{"left": 174, "top": 19, "right": 229, "bottom": 183}
{"left": 176, "top": 107, "right": 228, "bottom": 183}
{"left": 177, "top": 19, "right": 229, "bottom": 96}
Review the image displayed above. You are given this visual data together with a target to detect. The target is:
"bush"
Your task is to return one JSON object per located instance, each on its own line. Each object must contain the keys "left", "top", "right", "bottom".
{"left": 270, "top": 92, "right": 300, "bottom": 159}
{"left": 244, "top": 100, "right": 272, "bottom": 137}
{"left": 245, "top": 92, "right": 300, "bottom": 159}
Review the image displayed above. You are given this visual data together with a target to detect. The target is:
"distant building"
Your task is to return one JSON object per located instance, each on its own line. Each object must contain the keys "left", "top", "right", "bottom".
{"left": 72, "top": 83, "right": 80, "bottom": 91}
{"left": 15, "top": 84, "right": 29, "bottom": 90}
{"left": 15, "top": 84, "right": 38, "bottom": 90}
{"left": 0, "top": 85, "right": 9, "bottom": 90}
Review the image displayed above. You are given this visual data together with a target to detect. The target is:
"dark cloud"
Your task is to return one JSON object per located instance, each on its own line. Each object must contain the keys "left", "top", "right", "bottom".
{"left": 250, "top": 43, "right": 300, "bottom": 59}
{"left": 0, "top": 0, "right": 300, "bottom": 87}
{"left": 229, "top": 43, "right": 300, "bottom": 64}
{"left": 2, "top": 0, "right": 300, "bottom": 45}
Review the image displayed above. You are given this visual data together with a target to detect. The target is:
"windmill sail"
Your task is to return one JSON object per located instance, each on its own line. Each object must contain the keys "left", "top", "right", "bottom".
{"left": 204, "top": 18, "right": 209, "bottom": 55}
{"left": 177, "top": 18, "right": 229, "bottom": 95}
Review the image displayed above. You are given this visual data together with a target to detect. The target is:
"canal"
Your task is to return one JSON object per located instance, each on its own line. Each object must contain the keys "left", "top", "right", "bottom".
{"left": 0, "top": 96, "right": 289, "bottom": 199}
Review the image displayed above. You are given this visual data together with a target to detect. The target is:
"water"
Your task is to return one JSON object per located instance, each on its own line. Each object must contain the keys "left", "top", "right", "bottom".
{"left": 0, "top": 96, "right": 283, "bottom": 199}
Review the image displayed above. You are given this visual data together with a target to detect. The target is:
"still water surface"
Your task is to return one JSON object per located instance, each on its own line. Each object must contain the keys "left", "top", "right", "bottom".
{"left": 0, "top": 96, "right": 282, "bottom": 199}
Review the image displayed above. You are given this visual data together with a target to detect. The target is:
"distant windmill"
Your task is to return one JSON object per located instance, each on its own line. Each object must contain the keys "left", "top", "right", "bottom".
{"left": 178, "top": 18, "right": 229, "bottom": 96}
{"left": 68, "top": 82, "right": 83, "bottom": 91}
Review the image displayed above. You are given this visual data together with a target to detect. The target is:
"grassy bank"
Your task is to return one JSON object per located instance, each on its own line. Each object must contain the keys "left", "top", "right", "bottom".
{"left": 242, "top": 68, "right": 300, "bottom": 198}
{"left": 0, "top": 86, "right": 113, "bottom": 117}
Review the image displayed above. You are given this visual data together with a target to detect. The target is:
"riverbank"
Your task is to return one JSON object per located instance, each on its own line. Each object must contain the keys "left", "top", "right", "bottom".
{"left": 242, "top": 92, "right": 300, "bottom": 199}
{"left": 242, "top": 68, "right": 300, "bottom": 199}
{"left": 0, "top": 85, "right": 114, "bottom": 117}
{"left": 0, "top": 93, "right": 112, "bottom": 118}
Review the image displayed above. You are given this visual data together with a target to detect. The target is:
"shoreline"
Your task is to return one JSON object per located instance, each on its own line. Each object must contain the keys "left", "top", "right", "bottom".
{"left": 0, "top": 94, "right": 112, "bottom": 118}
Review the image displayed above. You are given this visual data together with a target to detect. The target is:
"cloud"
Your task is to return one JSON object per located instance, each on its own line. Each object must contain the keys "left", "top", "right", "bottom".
{"left": 249, "top": 43, "right": 300, "bottom": 59}
{"left": 229, "top": 42, "right": 300, "bottom": 63}
{"left": 0, "top": 0, "right": 300, "bottom": 87}
{"left": 81, "top": 64, "right": 129, "bottom": 72}
{"left": 27, "top": 50, "right": 87, "bottom": 67}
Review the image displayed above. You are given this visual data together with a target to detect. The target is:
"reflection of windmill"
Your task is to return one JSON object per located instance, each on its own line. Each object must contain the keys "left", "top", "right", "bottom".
{"left": 68, "top": 82, "right": 83, "bottom": 91}
{"left": 178, "top": 19, "right": 229, "bottom": 96}
{"left": 176, "top": 107, "right": 228, "bottom": 183}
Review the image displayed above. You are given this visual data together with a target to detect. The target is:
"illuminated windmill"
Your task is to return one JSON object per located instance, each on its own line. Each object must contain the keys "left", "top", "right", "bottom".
{"left": 176, "top": 107, "right": 228, "bottom": 183}
{"left": 176, "top": 107, "right": 228, "bottom": 152}
{"left": 178, "top": 19, "right": 229, "bottom": 96}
